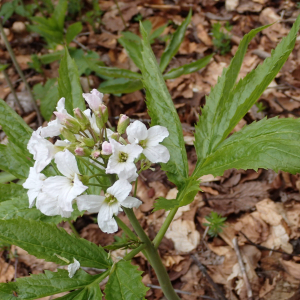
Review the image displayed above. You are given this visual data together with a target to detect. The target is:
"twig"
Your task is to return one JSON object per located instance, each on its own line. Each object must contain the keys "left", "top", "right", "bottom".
{"left": 191, "top": 255, "right": 228, "bottom": 300}
{"left": 232, "top": 237, "right": 253, "bottom": 300}
{"left": 0, "top": 21, "right": 42, "bottom": 126}
{"left": 2, "top": 69, "right": 24, "bottom": 114}
{"left": 14, "top": 254, "right": 18, "bottom": 282}
{"left": 113, "top": 0, "right": 127, "bottom": 29}
{"left": 147, "top": 284, "right": 218, "bottom": 299}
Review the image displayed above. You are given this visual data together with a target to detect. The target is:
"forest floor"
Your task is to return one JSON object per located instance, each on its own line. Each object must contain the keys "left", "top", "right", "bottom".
{"left": 1, "top": 0, "right": 300, "bottom": 299}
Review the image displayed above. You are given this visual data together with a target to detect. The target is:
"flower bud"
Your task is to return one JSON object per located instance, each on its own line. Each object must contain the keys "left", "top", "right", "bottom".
{"left": 60, "top": 127, "right": 77, "bottom": 142}
{"left": 101, "top": 141, "right": 112, "bottom": 155}
{"left": 95, "top": 105, "right": 108, "bottom": 129}
{"left": 65, "top": 118, "right": 81, "bottom": 134}
{"left": 110, "top": 132, "right": 119, "bottom": 141}
{"left": 74, "top": 146, "right": 91, "bottom": 157}
{"left": 78, "top": 175, "right": 89, "bottom": 185}
{"left": 91, "top": 149, "right": 101, "bottom": 159}
{"left": 77, "top": 136, "right": 95, "bottom": 147}
{"left": 117, "top": 114, "right": 130, "bottom": 134}
{"left": 74, "top": 108, "right": 90, "bottom": 130}
{"left": 66, "top": 142, "right": 80, "bottom": 154}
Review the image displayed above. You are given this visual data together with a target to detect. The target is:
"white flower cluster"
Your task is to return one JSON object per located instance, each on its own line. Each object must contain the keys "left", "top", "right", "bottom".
{"left": 23, "top": 90, "right": 170, "bottom": 233}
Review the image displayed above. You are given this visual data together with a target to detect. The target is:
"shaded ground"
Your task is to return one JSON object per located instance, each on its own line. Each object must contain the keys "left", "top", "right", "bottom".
{"left": 1, "top": 0, "right": 300, "bottom": 299}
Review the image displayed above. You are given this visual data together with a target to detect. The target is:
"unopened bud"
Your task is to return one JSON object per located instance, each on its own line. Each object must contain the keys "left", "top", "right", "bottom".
{"left": 74, "top": 108, "right": 90, "bottom": 130}
{"left": 65, "top": 118, "right": 81, "bottom": 134}
{"left": 78, "top": 175, "right": 89, "bottom": 185}
{"left": 95, "top": 105, "right": 108, "bottom": 129}
{"left": 77, "top": 136, "right": 95, "bottom": 147}
{"left": 110, "top": 133, "right": 119, "bottom": 141}
{"left": 91, "top": 150, "right": 101, "bottom": 159}
{"left": 75, "top": 146, "right": 91, "bottom": 157}
{"left": 60, "top": 127, "right": 77, "bottom": 142}
{"left": 66, "top": 143, "right": 79, "bottom": 154}
{"left": 101, "top": 141, "right": 112, "bottom": 155}
{"left": 117, "top": 114, "right": 130, "bottom": 134}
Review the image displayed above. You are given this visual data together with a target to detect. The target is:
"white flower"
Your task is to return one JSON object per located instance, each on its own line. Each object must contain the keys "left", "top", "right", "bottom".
{"left": 77, "top": 180, "right": 142, "bottom": 233}
{"left": 40, "top": 98, "right": 72, "bottom": 138}
{"left": 42, "top": 150, "right": 88, "bottom": 213}
{"left": 82, "top": 89, "right": 103, "bottom": 112}
{"left": 83, "top": 109, "right": 100, "bottom": 135}
{"left": 22, "top": 167, "right": 46, "bottom": 208}
{"left": 106, "top": 139, "right": 142, "bottom": 180}
{"left": 68, "top": 258, "right": 80, "bottom": 278}
{"left": 126, "top": 120, "right": 170, "bottom": 163}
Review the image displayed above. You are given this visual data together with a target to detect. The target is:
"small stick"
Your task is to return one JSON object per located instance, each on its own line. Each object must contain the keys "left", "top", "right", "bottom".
{"left": 0, "top": 21, "right": 42, "bottom": 126}
{"left": 113, "top": 0, "right": 127, "bottom": 29}
{"left": 232, "top": 237, "right": 253, "bottom": 300}
{"left": 191, "top": 255, "right": 228, "bottom": 300}
{"left": 2, "top": 69, "right": 24, "bottom": 114}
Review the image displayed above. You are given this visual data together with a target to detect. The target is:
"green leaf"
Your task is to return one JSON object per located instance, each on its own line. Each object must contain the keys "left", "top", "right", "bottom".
{"left": 66, "top": 22, "right": 83, "bottom": 45}
{"left": 104, "top": 260, "right": 148, "bottom": 300}
{"left": 140, "top": 23, "right": 188, "bottom": 186}
{"left": 53, "top": 0, "right": 68, "bottom": 31}
{"left": 149, "top": 24, "right": 168, "bottom": 43}
{"left": 0, "top": 99, "right": 32, "bottom": 150}
{"left": 0, "top": 218, "right": 112, "bottom": 268}
{"left": 195, "top": 117, "right": 300, "bottom": 178}
{"left": 39, "top": 51, "right": 64, "bottom": 64}
{"left": 159, "top": 10, "right": 192, "bottom": 73}
{"left": 0, "top": 283, "right": 15, "bottom": 300}
{"left": 85, "top": 59, "right": 142, "bottom": 79}
{"left": 194, "top": 16, "right": 300, "bottom": 171}
{"left": 0, "top": 143, "right": 32, "bottom": 178}
{"left": 0, "top": 172, "right": 17, "bottom": 184}
{"left": 0, "top": 183, "right": 25, "bottom": 202}
{"left": 99, "top": 78, "right": 143, "bottom": 94}
{"left": 0, "top": 64, "right": 9, "bottom": 72}
{"left": 11, "top": 269, "right": 100, "bottom": 299}
{"left": 70, "top": 49, "right": 100, "bottom": 76}
{"left": 118, "top": 35, "right": 143, "bottom": 70}
{"left": 0, "top": 0, "right": 18, "bottom": 23}
{"left": 58, "top": 47, "right": 85, "bottom": 115}
{"left": 28, "top": 23, "right": 64, "bottom": 46}
{"left": 153, "top": 198, "right": 179, "bottom": 212}
{"left": 33, "top": 78, "right": 59, "bottom": 121}
{"left": 163, "top": 54, "right": 213, "bottom": 80}
{"left": 55, "top": 283, "right": 103, "bottom": 299}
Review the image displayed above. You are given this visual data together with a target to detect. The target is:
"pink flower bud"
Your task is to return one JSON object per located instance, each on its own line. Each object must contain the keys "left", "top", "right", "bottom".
{"left": 75, "top": 147, "right": 85, "bottom": 156}
{"left": 119, "top": 114, "right": 129, "bottom": 124}
{"left": 91, "top": 150, "right": 101, "bottom": 159}
{"left": 54, "top": 111, "right": 69, "bottom": 123}
{"left": 102, "top": 141, "right": 112, "bottom": 155}
{"left": 117, "top": 114, "right": 130, "bottom": 134}
{"left": 91, "top": 89, "right": 103, "bottom": 98}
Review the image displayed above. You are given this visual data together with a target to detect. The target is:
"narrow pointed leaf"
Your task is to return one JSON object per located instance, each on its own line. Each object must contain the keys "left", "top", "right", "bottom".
{"left": 194, "top": 117, "right": 300, "bottom": 178}
{"left": 58, "top": 48, "right": 85, "bottom": 115}
{"left": 65, "top": 22, "right": 82, "bottom": 45}
{"left": 55, "top": 283, "right": 103, "bottom": 299}
{"left": 159, "top": 10, "right": 192, "bottom": 73}
{"left": 99, "top": 78, "right": 143, "bottom": 94}
{"left": 140, "top": 23, "right": 188, "bottom": 186}
{"left": 0, "top": 218, "right": 112, "bottom": 268}
{"left": 104, "top": 260, "right": 148, "bottom": 300}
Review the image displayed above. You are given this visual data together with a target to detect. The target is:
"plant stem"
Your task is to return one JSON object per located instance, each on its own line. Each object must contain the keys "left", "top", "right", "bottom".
{"left": 123, "top": 207, "right": 181, "bottom": 300}
{"left": 153, "top": 207, "right": 178, "bottom": 249}
{"left": 88, "top": 183, "right": 110, "bottom": 188}
{"left": 123, "top": 244, "right": 146, "bottom": 261}
{"left": 89, "top": 173, "right": 109, "bottom": 179}
{"left": 113, "top": 0, "right": 127, "bottom": 29}
{"left": 89, "top": 157, "right": 106, "bottom": 168}
{"left": 68, "top": 221, "right": 80, "bottom": 238}
{"left": 133, "top": 178, "right": 138, "bottom": 197}
{"left": 2, "top": 70, "right": 24, "bottom": 114}
{"left": 114, "top": 215, "right": 138, "bottom": 240}
{"left": 0, "top": 21, "right": 42, "bottom": 126}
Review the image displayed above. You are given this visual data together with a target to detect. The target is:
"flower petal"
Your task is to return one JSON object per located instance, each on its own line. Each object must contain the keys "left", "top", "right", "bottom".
{"left": 55, "top": 150, "right": 80, "bottom": 178}
{"left": 40, "top": 119, "right": 62, "bottom": 138}
{"left": 76, "top": 195, "right": 105, "bottom": 213}
{"left": 98, "top": 214, "right": 118, "bottom": 234}
{"left": 143, "top": 144, "right": 170, "bottom": 163}
{"left": 68, "top": 258, "right": 80, "bottom": 278}
{"left": 146, "top": 125, "right": 169, "bottom": 146}
{"left": 125, "top": 144, "right": 143, "bottom": 163}
{"left": 118, "top": 164, "right": 138, "bottom": 183}
{"left": 82, "top": 89, "right": 103, "bottom": 111}
{"left": 107, "top": 179, "right": 132, "bottom": 202}
{"left": 126, "top": 120, "right": 148, "bottom": 144}
{"left": 120, "top": 196, "right": 142, "bottom": 209}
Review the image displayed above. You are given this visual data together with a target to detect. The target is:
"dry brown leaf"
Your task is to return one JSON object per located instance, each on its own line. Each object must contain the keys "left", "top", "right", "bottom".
{"left": 0, "top": 258, "right": 14, "bottom": 283}
{"left": 281, "top": 259, "right": 300, "bottom": 280}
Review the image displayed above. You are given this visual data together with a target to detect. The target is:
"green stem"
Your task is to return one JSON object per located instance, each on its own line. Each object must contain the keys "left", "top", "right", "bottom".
{"left": 2, "top": 70, "right": 24, "bottom": 114}
{"left": 89, "top": 173, "right": 110, "bottom": 179}
{"left": 123, "top": 207, "right": 181, "bottom": 300}
{"left": 153, "top": 207, "right": 178, "bottom": 249}
{"left": 123, "top": 244, "right": 146, "bottom": 261}
{"left": 89, "top": 157, "right": 106, "bottom": 168}
{"left": 78, "top": 158, "right": 103, "bottom": 186}
{"left": 114, "top": 215, "right": 138, "bottom": 240}
{"left": 68, "top": 221, "right": 80, "bottom": 238}
{"left": 88, "top": 183, "right": 110, "bottom": 188}
{"left": 0, "top": 21, "right": 42, "bottom": 126}
{"left": 133, "top": 178, "right": 138, "bottom": 197}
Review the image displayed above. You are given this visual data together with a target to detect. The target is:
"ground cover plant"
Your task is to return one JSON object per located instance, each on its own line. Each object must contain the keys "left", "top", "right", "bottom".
{"left": 1, "top": 1, "right": 300, "bottom": 299}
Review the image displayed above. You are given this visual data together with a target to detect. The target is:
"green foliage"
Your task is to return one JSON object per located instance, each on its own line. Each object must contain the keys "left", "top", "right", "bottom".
{"left": 82, "top": 0, "right": 102, "bottom": 32}
{"left": 104, "top": 260, "right": 148, "bottom": 300}
{"left": 0, "top": 0, "right": 20, "bottom": 23}
{"left": 0, "top": 218, "right": 112, "bottom": 268}
{"left": 28, "top": 54, "right": 43, "bottom": 73}
{"left": 66, "top": 22, "right": 83, "bottom": 45}
{"left": 203, "top": 212, "right": 227, "bottom": 237}
{"left": 58, "top": 47, "right": 86, "bottom": 115}
{"left": 33, "top": 78, "right": 59, "bottom": 121}
{"left": 211, "top": 22, "right": 232, "bottom": 55}
{"left": 140, "top": 23, "right": 189, "bottom": 187}
{"left": 0, "top": 172, "right": 17, "bottom": 184}
{"left": 55, "top": 283, "right": 103, "bottom": 299}
{"left": 0, "top": 183, "right": 25, "bottom": 202}
{"left": 104, "top": 233, "right": 141, "bottom": 251}
{"left": 99, "top": 78, "right": 143, "bottom": 95}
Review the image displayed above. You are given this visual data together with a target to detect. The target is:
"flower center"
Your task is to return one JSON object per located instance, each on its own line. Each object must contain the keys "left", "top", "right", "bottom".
{"left": 104, "top": 193, "right": 118, "bottom": 205}
{"left": 118, "top": 151, "right": 128, "bottom": 162}
{"left": 139, "top": 139, "right": 147, "bottom": 148}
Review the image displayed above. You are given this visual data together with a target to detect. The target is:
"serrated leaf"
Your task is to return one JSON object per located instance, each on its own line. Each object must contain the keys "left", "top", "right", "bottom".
{"left": 194, "top": 16, "right": 300, "bottom": 172}
{"left": 58, "top": 47, "right": 85, "bottom": 115}
{"left": 159, "top": 10, "right": 192, "bottom": 73}
{"left": 140, "top": 23, "right": 188, "bottom": 186}
{"left": 0, "top": 218, "right": 112, "bottom": 268}
{"left": 0, "top": 283, "right": 15, "bottom": 300}
{"left": 0, "top": 143, "right": 32, "bottom": 178}
{"left": 11, "top": 269, "right": 99, "bottom": 299}
{"left": 153, "top": 198, "right": 178, "bottom": 212}
{"left": 66, "top": 22, "right": 83, "bottom": 45}
{"left": 0, "top": 172, "right": 17, "bottom": 184}
{"left": 99, "top": 78, "right": 143, "bottom": 94}
{"left": 0, "top": 183, "right": 26, "bottom": 202}
{"left": 163, "top": 54, "right": 213, "bottom": 80}
{"left": 0, "top": 99, "right": 32, "bottom": 150}
{"left": 55, "top": 283, "right": 103, "bottom": 299}
{"left": 33, "top": 78, "right": 59, "bottom": 121}
{"left": 194, "top": 117, "right": 300, "bottom": 178}
{"left": 104, "top": 260, "right": 148, "bottom": 300}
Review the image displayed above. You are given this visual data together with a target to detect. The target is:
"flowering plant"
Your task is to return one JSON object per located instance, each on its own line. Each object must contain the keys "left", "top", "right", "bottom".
{"left": 0, "top": 16, "right": 299, "bottom": 300}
